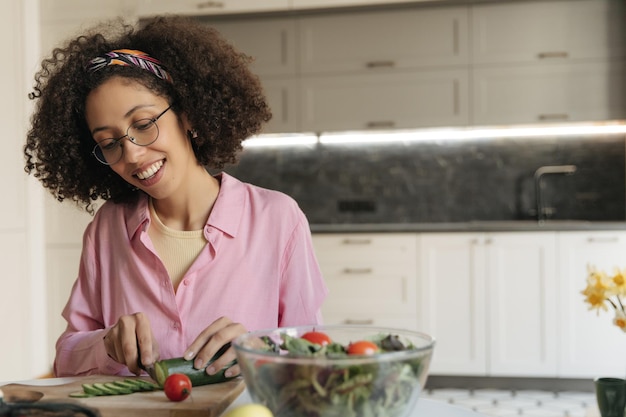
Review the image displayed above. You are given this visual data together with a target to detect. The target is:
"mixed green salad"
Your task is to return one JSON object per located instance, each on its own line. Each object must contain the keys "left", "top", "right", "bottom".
{"left": 242, "top": 331, "right": 431, "bottom": 417}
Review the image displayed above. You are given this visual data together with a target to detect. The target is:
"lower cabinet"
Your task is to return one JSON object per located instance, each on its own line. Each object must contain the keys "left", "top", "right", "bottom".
{"left": 312, "top": 233, "right": 419, "bottom": 331}
{"left": 314, "top": 230, "right": 626, "bottom": 379}
{"left": 419, "top": 232, "right": 558, "bottom": 377}
{"left": 557, "top": 231, "right": 626, "bottom": 378}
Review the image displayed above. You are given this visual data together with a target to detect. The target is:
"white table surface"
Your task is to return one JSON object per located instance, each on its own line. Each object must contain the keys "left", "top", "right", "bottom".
{"left": 4, "top": 378, "right": 487, "bottom": 416}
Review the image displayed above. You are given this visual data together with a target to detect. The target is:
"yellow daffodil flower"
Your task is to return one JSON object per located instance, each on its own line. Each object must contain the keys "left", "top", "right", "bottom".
{"left": 583, "top": 265, "right": 626, "bottom": 330}
{"left": 615, "top": 310, "right": 626, "bottom": 332}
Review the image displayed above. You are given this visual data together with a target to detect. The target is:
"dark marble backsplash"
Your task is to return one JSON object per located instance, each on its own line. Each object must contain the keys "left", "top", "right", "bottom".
{"left": 221, "top": 134, "right": 626, "bottom": 224}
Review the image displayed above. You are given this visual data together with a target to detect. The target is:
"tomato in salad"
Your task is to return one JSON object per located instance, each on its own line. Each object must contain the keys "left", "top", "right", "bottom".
{"left": 163, "top": 373, "right": 192, "bottom": 402}
{"left": 300, "top": 331, "right": 332, "bottom": 346}
{"left": 347, "top": 340, "right": 379, "bottom": 355}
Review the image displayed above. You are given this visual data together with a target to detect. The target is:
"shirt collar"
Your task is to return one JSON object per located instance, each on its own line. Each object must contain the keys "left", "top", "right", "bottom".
{"left": 124, "top": 172, "right": 246, "bottom": 240}
{"left": 207, "top": 172, "right": 245, "bottom": 238}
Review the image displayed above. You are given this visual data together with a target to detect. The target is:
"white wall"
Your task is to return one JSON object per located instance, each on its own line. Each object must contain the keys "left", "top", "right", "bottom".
{"left": 0, "top": 0, "right": 48, "bottom": 381}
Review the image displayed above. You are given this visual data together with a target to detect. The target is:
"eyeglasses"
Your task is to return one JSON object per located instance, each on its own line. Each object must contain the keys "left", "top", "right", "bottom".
{"left": 91, "top": 105, "right": 172, "bottom": 165}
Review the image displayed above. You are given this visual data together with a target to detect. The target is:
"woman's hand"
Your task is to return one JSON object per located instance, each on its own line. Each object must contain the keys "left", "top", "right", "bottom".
{"left": 103, "top": 312, "right": 159, "bottom": 375}
{"left": 183, "top": 316, "right": 246, "bottom": 378}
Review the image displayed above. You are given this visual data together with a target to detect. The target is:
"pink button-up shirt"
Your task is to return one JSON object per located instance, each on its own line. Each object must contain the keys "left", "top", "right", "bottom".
{"left": 54, "top": 173, "right": 328, "bottom": 376}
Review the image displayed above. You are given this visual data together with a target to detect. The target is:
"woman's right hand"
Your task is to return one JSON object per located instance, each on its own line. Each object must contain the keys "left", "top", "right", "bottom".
{"left": 103, "top": 312, "right": 159, "bottom": 375}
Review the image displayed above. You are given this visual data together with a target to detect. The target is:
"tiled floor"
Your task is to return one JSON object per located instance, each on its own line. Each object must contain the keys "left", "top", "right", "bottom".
{"left": 423, "top": 387, "right": 597, "bottom": 417}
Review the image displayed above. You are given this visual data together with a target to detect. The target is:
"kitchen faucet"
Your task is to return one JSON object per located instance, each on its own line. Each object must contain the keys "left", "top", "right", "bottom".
{"left": 534, "top": 165, "right": 577, "bottom": 223}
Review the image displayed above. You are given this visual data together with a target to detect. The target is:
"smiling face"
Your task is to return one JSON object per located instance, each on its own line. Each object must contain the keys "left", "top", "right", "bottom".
{"left": 85, "top": 76, "right": 198, "bottom": 201}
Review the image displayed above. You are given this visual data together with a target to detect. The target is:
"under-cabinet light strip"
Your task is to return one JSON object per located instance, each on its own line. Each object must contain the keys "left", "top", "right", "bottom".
{"left": 242, "top": 121, "right": 626, "bottom": 147}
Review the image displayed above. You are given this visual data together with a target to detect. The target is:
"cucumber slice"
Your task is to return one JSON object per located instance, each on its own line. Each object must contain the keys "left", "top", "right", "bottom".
{"left": 104, "top": 382, "right": 132, "bottom": 395}
{"left": 82, "top": 383, "right": 106, "bottom": 396}
{"left": 124, "top": 378, "right": 160, "bottom": 391}
{"left": 92, "top": 383, "right": 117, "bottom": 395}
{"left": 112, "top": 380, "right": 143, "bottom": 392}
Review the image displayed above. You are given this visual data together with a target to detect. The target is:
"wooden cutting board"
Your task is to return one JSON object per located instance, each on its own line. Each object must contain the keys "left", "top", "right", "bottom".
{"left": 1, "top": 375, "right": 245, "bottom": 417}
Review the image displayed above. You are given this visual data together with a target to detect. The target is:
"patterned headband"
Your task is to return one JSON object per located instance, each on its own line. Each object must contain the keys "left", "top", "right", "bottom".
{"left": 86, "top": 49, "right": 173, "bottom": 83}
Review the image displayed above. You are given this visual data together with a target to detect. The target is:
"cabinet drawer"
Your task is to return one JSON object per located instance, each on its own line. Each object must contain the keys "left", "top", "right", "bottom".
{"left": 137, "top": 0, "right": 290, "bottom": 16}
{"left": 322, "top": 269, "right": 416, "bottom": 312}
{"left": 313, "top": 233, "right": 418, "bottom": 264}
{"left": 471, "top": 0, "right": 626, "bottom": 65}
{"left": 41, "top": 0, "right": 132, "bottom": 22}
{"left": 298, "top": 6, "right": 468, "bottom": 74}
{"left": 322, "top": 311, "right": 418, "bottom": 332}
{"left": 300, "top": 69, "right": 468, "bottom": 132}
{"left": 472, "top": 60, "right": 626, "bottom": 125}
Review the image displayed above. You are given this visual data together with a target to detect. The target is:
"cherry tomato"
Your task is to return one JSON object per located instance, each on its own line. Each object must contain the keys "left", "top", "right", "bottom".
{"left": 163, "top": 373, "right": 192, "bottom": 402}
{"left": 347, "top": 340, "right": 379, "bottom": 355}
{"left": 301, "top": 331, "right": 332, "bottom": 346}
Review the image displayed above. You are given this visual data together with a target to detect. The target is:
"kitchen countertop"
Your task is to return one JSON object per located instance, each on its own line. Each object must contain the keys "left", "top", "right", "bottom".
{"left": 310, "top": 221, "right": 626, "bottom": 233}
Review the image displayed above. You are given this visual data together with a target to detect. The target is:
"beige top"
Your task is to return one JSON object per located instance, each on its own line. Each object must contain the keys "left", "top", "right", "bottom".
{"left": 148, "top": 199, "right": 207, "bottom": 291}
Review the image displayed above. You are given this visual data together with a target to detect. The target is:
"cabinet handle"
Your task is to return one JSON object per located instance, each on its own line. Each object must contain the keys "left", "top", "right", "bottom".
{"left": 342, "top": 268, "right": 373, "bottom": 274}
{"left": 366, "top": 60, "right": 395, "bottom": 69}
{"left": 280, "top": 30, "right": 288, "bottom": 66}
{"left": 538, "top": 113, "right": 569, "bottom": 121}
{"left": 281, "top": 89, "right": 288, "bottom": 123}
{"left": 344, "top": 319, "right": 374, "bottom": 325}
{"left": 537, "top": 51, "right": 569, "bottom": 59}
{"left": 341, "top": 238, "right": 372, "bottom": 245}
{"left": 196, "top": 1, "right": 224, "bottom": 8}
{"left": 453, "top": 79, "right": 459, "bottom": 115}
{"left": 366, "top": 121, "right": 395, "bottom": 129}
{"left": 453, "top": 19, "right": 459, "bottom": 55}
{"left": 587, "top": 237, "right": 620, "bottom": 243}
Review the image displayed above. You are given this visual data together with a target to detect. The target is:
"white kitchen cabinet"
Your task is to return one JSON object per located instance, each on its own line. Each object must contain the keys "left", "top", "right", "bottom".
{"left": 203, "top": 18, "right": 299, "bottom": 133}
{"left": 136, "top": 0, "right": 289, "bottom": 17}
{"left": 472, "top": 61, "right": 626, "bottom": 125}
{"left": 419, "top": 232, "right": 557, "bottom": 377}
{"left": 471, "top": 0, "right": 625, "bottom": 65}
{"left": 419, "top": 233, "right": 488, "bottom": 375}
{"left": 557, "top": 231, "right": 626, "bottom": 378}
{"left": 40, "top": 0, "right": 137, "bottom": 23}
{"left": 260, "top": 78, "right": 299, "bottom": 133}
{"left": 298, "top": 6, "right": 468, "bottom": 74}
{"left": 207, "top": 18, "right": 297, "bottom": 77}
{"left": 300, "top": 69, "right": 468, "bottom": 132}
{"left": 312, "top": 233, "right": 419, "bottom": 331}
{"left": 486, "top": 233, "right": 557, "bottom": 377}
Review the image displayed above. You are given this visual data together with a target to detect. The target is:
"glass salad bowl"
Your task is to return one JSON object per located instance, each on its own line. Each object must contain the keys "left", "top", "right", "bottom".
{"left": 232, "top": 325, "right": 435, "bottom": 417}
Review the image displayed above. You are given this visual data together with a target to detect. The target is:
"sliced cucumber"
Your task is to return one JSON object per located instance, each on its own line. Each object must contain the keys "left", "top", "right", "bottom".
{"left": 112, "top": 380, "right": 143, "bottom": 392}
{"left": 92, "top": 383, "right": 118, "bottom": 396}
{"left": 124, "top": 378, "right": 160, "bottom": 391}
{"left": 103, "top": 382, "right": 133, "bottom": 395}
{"left": 81, "top": 383, "right": 106, "bottom": 396}
{"left": 71, "top": 379, "right": 161, "bottom": 398}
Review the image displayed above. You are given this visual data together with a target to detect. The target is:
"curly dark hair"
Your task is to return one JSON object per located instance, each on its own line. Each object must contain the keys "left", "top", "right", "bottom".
{"left": 24, "top": 15, "right": 272, "bottom": 213}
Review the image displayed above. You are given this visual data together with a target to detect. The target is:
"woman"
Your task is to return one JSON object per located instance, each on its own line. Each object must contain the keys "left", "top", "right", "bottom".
{"left": 24, "top": 16, "right": 327, "bottom": 377}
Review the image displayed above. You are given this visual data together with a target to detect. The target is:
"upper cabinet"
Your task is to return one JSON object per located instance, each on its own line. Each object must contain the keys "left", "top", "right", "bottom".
{"left": 40, "top": 0, "right": 135, "bottom": 22}
{"left": 473, "top": 61, "right": 626, "bottom": 125}
{"left": 135, "top": 0, "right": 290, "bottom": 16}
{"left": 471, "top": 0, "right": 626, "bottom": 126}
{"left": 41, "top": 0, "right": 626, "bottom": 133}
{"left": 298, "top": 7, "right": 468, "bottom": 73}
{"left": 471, "top": 0, "right": 626, "bottom": 65}
{"left": 297, "top": 7, "right": 469, "bottom": 131}
{"left": 206, "top": 17, "right": 299, "bottom": 133}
